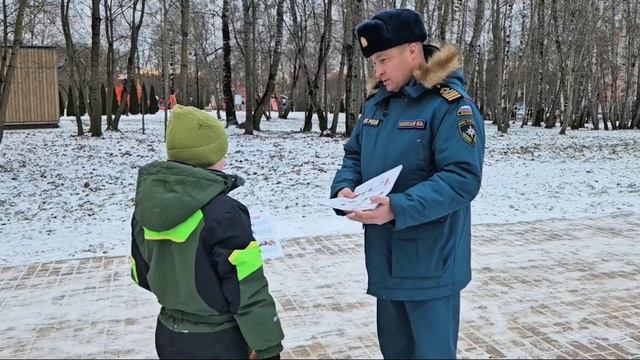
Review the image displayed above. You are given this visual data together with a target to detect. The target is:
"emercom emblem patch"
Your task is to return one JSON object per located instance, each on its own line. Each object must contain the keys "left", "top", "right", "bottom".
{"left": 458, "top": 119, "right": 477, "bottom": 146}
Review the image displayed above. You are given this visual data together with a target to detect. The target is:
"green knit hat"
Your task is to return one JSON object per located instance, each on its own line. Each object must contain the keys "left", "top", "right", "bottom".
{"left": 166, "top": 105, "right": 229, "bottom": 168}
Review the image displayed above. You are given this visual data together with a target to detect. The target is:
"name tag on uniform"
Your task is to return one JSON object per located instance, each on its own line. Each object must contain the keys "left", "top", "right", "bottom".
{"left": 397, "top": 119, "right": 426, "bottom": 129}
{"left": 363, "top": 118, "right": 380, "bottom": 127}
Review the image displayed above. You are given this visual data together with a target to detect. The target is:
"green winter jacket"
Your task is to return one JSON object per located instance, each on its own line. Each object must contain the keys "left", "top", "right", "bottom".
{"left": 130, "top": 161, "right": 284, "bottom": 359}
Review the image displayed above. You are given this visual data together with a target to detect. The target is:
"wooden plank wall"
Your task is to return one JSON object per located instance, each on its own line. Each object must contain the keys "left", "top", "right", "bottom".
{"left": 5, "top": 47, "right": 59, "bottom": 126}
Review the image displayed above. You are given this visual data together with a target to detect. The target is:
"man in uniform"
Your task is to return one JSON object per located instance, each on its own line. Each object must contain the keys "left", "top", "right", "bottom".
{"left": 330, "top": 8, "right": 485, "bottom": 359}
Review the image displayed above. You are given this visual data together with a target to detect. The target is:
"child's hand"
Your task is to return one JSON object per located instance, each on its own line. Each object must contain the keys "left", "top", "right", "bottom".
{"left": 249, "top": 350, "right": 257, "bottom": 360}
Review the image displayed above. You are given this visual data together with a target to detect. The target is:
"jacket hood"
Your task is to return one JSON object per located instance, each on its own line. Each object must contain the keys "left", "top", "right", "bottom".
{"left": 134, "top": 161, "right": 242, "bottom": 231}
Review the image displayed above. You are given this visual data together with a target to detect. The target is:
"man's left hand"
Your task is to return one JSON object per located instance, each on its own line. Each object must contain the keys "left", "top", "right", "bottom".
{"left": 346, "top": 196, "right": 395, "bottom": 225}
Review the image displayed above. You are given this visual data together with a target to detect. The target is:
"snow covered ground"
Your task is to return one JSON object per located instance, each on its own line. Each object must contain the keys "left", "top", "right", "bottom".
{"left": 1, "top": 111, "right": 639, "bottom": 266}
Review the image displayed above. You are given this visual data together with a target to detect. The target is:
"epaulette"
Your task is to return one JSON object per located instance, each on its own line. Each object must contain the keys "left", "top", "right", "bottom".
{"left": 437, "top": 85, "right": 462, "bottom": 102}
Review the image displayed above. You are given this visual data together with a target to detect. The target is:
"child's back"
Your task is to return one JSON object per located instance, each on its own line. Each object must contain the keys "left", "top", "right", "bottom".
{"left": 130, "top": 106, "right": 284, "bottom": 359}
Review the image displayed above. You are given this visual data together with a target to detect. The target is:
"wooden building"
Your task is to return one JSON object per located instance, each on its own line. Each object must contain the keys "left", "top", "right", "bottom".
{"left": 5, "top": 46, "right": 59, "bottom": 128}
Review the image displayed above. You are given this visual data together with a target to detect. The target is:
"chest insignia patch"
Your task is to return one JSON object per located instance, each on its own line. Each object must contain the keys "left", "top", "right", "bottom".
{"left": 397, "top": 119, "right": 426, "bottom": 129}
{"left": 363, "top": 118, "right": 380, "bottom": 127}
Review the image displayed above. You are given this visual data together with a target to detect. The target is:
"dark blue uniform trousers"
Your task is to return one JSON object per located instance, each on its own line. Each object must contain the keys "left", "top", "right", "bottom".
{"left": 376, "top": 291, "right": 461, "bottom": 359}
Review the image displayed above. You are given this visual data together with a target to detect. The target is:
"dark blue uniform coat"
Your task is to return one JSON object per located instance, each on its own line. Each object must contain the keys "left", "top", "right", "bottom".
{"left": 331, "top": 44, "right": 486, "bottom": 301}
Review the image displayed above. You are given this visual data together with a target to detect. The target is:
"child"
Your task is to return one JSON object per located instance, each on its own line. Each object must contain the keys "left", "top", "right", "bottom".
{"left": 130, "top": 105, "right": 284, "bottom": 359}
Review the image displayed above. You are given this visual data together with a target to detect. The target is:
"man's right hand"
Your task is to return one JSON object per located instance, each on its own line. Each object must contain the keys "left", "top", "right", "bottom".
{"left": 337, "top": 188, "right": 357, "bottom": 198}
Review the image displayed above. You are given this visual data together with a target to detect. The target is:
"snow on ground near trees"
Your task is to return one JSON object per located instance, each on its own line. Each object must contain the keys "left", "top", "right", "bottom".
{"left": 1, "top": 111, "right": 639, "bottom": 266}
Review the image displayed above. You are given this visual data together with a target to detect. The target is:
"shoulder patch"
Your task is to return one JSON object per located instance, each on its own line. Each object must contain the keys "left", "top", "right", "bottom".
{"left": 457, "top": 105, "right": 473, "bottom": 116}
{"left": 439, "top": 86, "right": 462, "bottom": 102}
{"left": 458, "top": 119, "right": 477, "bottom": 146}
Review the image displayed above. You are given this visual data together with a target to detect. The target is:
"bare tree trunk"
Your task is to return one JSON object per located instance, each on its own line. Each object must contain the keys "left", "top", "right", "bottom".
{"left": 179, "top": 0, "right": 189, "bottom": 104}
{"left": 303, "top": 103, "right": 312, "bottom": 131}
{"left": 60, "top": 0, "right": 84, "bottom": 136}
{"left": 594, "top": 42, "right": 611, "bottom": 131}
{"left": 586, "top": 39, "right": 600, "bottom": 130}
{"left": 608, "top": 0, "right": 619, "bottom": 130}
{"left": 498, "top": 0, "right": 514, "bottom": 134}
{"left": 500, "top": 0, "right": 524, "bottom": 134}
{"left": 1, "top": 0, "right": 8, "bottom": 78}
{"left": 194, "top": 54, "right": 200, "bottom": 108}
{"left": 619, "top": 0, "right": 635, "bottom": 129}
{"left": 551, "top": 0, "right": 568, "bottom": 133}
{"left": 532, "top": 0, "right": 546, "bottom": 127}
{"left": 559, "top": 0, "right": 590, "bottom": 135}
{"left": 0, "top": 0, "right": 27, "bottom": 144}
{"left": 516, "top": 0, "right": 531, "bottom": 128}
{"left": 632, "top": 0, "right": 640, "bottom": 129}
{"left": 316, "top": 0, "right": 333, "bottom": 133}
{"left": 242, "top": 0, "right": 255, "bottom": 135}
{"left": 221, "top": 0, "right": 237, "bottom": 126}
{"left": 489, "top": 0, "right": 502, "bottom": 127}
{"left": 632, "top": 0, "right": 640, "bottom": 128}
{"left": 632, "top": 100, "right": 640, "bottom": 129}
{"left": 545, "top": 81, "right": 562, "bottom": 128}
{"left": 425, "top": 0, "right": 437, "bottom": 38}
{"left": 415, "top": 0, "right": 426, "bottom": 15}
{"left": 280, "top": 0, "right": 306, "bottom": 121}
{"left": 112, "top": 0, "right": 146, "bottom": 131}
{"left": 162, "top": 0, "right": 169, "bottom": 141}
{"left": 633, "top": 56, "right": 640, "bottom": 128}
{"left": 280, "top": 56, "right": 300, "bottom": 119}
{"left": 477, "top": 46, "right": 487, "bottom": 114}
{"left": 437, "top": 0, "right": 450, "bottom": 42}
{"left": 591, "top": 92, "right": 601, "bottom": 130}
{"left": 457, "top": 0, "right": 468, "bottom": 49}
{"left": 104, "top": 0, "right": 115, "bottom": 130}
{"left": 300, "top": 0, "right": 332, "bottom": 133}
{"left": 252, "top": 0, "right": 285, "bottom": 131}
{"left": 88, "top": 0, "right": 102, "bottom": 137}
{"left": 345, "top": 0, "right": 363, "bottom": 137}
{"left": 451, "top": 0, "right": 463, "bottom": 47}
{"left": 205, "top": 53, "right": 223, "bottom": 120}
{"left": 330, "top": 4, "right": 349, "bottom": 136}
{"left": 464, "top": 0, "right": 484, "bottom": 94}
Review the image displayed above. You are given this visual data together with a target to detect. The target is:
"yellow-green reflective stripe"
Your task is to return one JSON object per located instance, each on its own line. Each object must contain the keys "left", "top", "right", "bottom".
{"left": 228, "top": 241, "right": 263, "bottom": 281}
{"left": 143, "top": 210, "right": 204, "bottom": 243}
{"left": 130, "top": 256, "right": 139, "bottom": 284}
